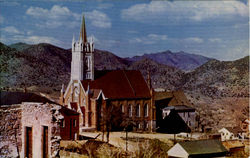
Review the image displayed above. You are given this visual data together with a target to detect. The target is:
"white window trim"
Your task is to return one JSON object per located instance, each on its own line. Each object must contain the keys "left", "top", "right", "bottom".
{"left": 129, "top": 105, "right": 133, "bottom": 117}
{"left": 144, "top": 104, "right": 148, "bottom": 117}
{"left": 136, "top": 104, "right": 140, "bottom": 117}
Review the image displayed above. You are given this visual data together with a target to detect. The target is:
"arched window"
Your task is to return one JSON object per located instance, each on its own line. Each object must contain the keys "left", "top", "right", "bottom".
{"left": 144, "top": 104, "right": 148, "bottom": 117}
{"left": 136, "top": 104, "right": 140, "bottom": 117}
{"left": 121, "top": 104, "right": 124, "bottom": 113}
{"left": 128, "top": 104, "right": 132, "bottom": 117}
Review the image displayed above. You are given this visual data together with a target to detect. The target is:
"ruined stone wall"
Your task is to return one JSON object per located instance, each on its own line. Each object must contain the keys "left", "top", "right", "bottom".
{"left": 0, "top": 105, "right": 22, "bottom": 158}
{"left": 21, "top": 103, "right": 63, "bottom": 158}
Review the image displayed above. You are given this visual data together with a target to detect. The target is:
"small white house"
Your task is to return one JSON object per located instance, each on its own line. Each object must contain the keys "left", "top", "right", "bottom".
{"left": 167, "top": 139, "right": 227, "bottom": 158}
{"left": 218, "top": 127, "right": 243, "bottom": 141}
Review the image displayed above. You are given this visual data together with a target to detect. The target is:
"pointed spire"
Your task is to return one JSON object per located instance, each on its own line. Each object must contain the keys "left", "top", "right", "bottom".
{"left": 86, "top": 83, "right": 90, "bottom": 94}
{"left": 72, "top": 34, "right": 75, "bottom": 43}
{"left": 61, "top": 84, "right": 65, "bottom": 93}
{"left": 80, "top": 14, "right": 87, "bottom": 43}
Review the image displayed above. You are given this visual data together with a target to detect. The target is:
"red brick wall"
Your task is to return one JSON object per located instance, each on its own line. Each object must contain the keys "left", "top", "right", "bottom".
{"left": 60, "top": 112, "right": 79, "bottom": 140}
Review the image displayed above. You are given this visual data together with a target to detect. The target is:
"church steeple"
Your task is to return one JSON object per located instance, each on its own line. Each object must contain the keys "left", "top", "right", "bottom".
{"left": 71, "top": 14, "right": 94, "bottom": 81}
{"left": 80, "top": 15, "right": 87, "bottom": 43}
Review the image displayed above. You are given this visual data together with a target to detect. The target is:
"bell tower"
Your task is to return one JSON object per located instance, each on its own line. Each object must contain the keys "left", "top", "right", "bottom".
{"left": 71, "top": 15, "right": 94, "bottom": 81}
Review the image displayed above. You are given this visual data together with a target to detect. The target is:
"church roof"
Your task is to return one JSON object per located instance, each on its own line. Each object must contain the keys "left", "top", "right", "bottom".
{"left": 81, "top": 70, "right": 151, "bottom": 99}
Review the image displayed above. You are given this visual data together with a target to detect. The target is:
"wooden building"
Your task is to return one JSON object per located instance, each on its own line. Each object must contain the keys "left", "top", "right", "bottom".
{"left": 154, "top": 90, "right": 196, "bottom": 131}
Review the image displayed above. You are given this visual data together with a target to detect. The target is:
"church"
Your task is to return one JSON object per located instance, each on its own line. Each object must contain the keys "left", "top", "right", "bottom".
{"left": 60, "top": 15, "right": 156, "bottom": 132}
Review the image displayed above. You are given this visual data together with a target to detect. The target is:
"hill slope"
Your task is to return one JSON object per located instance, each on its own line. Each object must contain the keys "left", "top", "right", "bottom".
{"left": 182, "top": 56, "right": 249, "bottom": 97}
{"left": 128, "top": 58, "right": 184, "bottom": 90}
{"left": 9, "top": 42, "right": 32, "bottom": 51}
{"left": 127, "top": 50, "right": 212, "bottom": 71}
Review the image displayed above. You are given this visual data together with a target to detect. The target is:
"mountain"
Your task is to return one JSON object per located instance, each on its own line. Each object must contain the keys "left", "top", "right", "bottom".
{"left": 0, "top": 43, "right": 71, "bottom": 92}
{"left": 128, "top": 58, "right": 184, "bottom": 90}
{"left": 94, "top": 49, "right": 130, "bottom": 70}
{"left": 182, "top": 56, "right": 249, "bottom": 130}
{"left": 126, "top": 50, "right": 212, "bottom": 71}
{"left": 0, "top": 43, "right": 132, "bottom": 92}
{"left": 9, "top": 42, "right": 32, "bottom": 51}
{"left": 182, "top": 56, "right": 249, "bottom": 97}
{"left": 1, "top": 42, "right": 249, "bottom": 130}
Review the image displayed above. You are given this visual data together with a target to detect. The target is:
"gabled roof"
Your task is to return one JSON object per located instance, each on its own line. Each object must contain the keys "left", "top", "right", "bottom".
{"left": 178, "top": 139, "right": 227, "bottom": 156}
{"left": 224, "top": 127, "right": 243, "bottom": 135}
{"left": 154, "top": 90, "right": 191, "bottom": 106}
{"left": 163, "top": 105, "right": 195, "bottom": 112}
{"left": 81, "top": 70, "right": 151, "bottom": 99}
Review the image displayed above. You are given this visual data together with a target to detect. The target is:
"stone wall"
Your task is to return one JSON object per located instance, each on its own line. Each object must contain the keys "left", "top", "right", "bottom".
{"left": 0, "top": 105, "right": 22, "bottom": 158}
{"left": 21, "top": 103, "right": 63, "bottom": 158}
{"left": 0, "top": 103, "right": 64, "bottom": 158}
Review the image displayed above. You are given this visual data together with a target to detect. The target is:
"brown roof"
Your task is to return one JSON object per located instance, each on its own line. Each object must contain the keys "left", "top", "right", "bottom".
{"left": 155, "top": 90, "right": 191, "bottom": 106}
{"left": 81, "top": 70, "right": 151, "bottom": 99}
{"left": 222, "top": 140, "right": 244, "bottom": 150}
{"left": 0, "top": 91, "right": 55, "bottom": 105}
{"left": 70, "top": 102, "right": 78, "bottom": 111}
{"left": 225, "top": 127, "right": 243, "bottom": 135}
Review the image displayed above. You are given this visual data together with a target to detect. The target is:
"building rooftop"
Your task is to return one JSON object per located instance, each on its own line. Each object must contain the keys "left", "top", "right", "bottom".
{"left": 163, "top": 105, "right": 195, "bottom": 112}
{"left": 154, "top": 90, "right": 191, "bottom": 106}
{"left": 224, "top": 127, "right": 244, "bottom": 135}
{"left": 179, "top": 139, "right": 227, "bottom": 156}
{"left": 0, "top": 91, "right": 55, "bottom": 105}
{"left": 82, "top": 70, "right": 151, "bottom": 99}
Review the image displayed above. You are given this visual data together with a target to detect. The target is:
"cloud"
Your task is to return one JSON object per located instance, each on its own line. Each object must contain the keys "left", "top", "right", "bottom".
{"left": 121, "top": 1, "right": 248, "bottom": 23}
{"left": 209, "top": 38, "right": 222, "bottom": 43}
{"left": 1, "top": 1, "right": 20, "bottom": 7}
{"left": 85, "top": 10, "right": 111, "bottom": 28}
{"left": 2, "top": 26, "right": 24, "bottom": 34}
{"left": 129, "top": 34, "right": 167, "bottom": 45}
{"left": 183, "top": 37, "right": 203, "bottom": 44}
{"left": 223, "top": 41, "right": 249, "bottom": 61}
{"left": 11, "top": 35, "right": 63, "bottom": 46}
{"left": 26, "top": 5, "right": 80, "bottom": 28}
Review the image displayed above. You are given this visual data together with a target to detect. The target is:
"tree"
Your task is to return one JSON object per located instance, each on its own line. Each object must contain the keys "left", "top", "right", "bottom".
{"left": 120, "top": 118, "right": 136, "bottom": 155}
{"left": 99, "top": 101, "right": 123, "bottom": 143}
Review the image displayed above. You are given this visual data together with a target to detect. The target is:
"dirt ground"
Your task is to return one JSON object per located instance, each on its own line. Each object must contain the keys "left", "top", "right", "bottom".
{"left": 80, "top": 131, "right": 201, "bottom": 151}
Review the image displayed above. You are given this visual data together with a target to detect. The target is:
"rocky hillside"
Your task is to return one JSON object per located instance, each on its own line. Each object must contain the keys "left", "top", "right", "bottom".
{"left": 0, "top": 43, "right": 71, "bottom": 92}
{"left": 128, "top": 58, "right": 184, "bottom": 90}
{"left": 126, "top": 50, "right": 212, "bottom": 71}
{"left": 9, "top": 42, "right": 31, "bottom": 51}
{"left": 1, "top": 42, "right": 249, "bottom": 130}
{"left": 181, "top": 56, "right": 249, "bottom": 98}
{"left": 1, "top": 42, "right": 185, "bottom": 93}
{"left": 94, "top": 49, "right": 130, "bottom": 70}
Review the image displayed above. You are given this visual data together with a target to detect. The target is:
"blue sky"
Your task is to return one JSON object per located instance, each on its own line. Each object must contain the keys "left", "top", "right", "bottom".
{"left": 0, "top": 0, "right": 249, "bottom": 60}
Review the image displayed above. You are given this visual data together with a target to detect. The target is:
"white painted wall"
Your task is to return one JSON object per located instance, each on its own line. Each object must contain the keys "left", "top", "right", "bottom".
{"left": 219, "top": 128, "right": 238, "bottom": 141}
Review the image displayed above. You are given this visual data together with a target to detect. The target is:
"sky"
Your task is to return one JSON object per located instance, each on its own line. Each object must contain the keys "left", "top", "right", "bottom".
{"left": 0, "top": 0, "right": 249, "bottom": 60}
